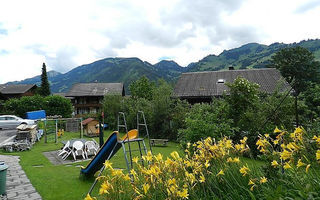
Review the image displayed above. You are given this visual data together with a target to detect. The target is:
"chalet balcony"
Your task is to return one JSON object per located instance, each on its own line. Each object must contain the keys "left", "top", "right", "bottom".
{"left": 73, "top": 103, "right": 102, "bottom": 108}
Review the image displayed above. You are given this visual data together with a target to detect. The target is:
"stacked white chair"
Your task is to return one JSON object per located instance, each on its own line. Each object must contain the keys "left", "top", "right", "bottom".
{"left": 72, "top": 141, "right": 86, "bottom": 160}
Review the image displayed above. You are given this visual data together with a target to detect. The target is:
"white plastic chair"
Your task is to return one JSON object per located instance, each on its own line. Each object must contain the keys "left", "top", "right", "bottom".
{"left": 84, "top": 141, "right": 98, "bottom": 158}
{"left": 91, "top": 139, "right": 99, "bottom": 147}
{"left": 71, "top": 141, "right": 86, "bottom": 160}
{"left": 57, "top": 141, "right": 71, "bottom": 158}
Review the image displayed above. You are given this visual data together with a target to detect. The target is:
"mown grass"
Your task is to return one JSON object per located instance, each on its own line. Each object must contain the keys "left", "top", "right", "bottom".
{"left": 0, "top": 130, "right": 182, "bottom": 200}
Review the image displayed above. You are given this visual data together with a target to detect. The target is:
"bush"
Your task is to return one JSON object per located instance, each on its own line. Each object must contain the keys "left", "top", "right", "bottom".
{"left": 122, "top": 97, "right": 153, "bottom": 133}
{"left": 301, "top": 83, "right": 320, "bottom": 121}
{"left": 129, "top": 76, "right": 155, "bottom": 100}
{"left": 3, "top": 95, "right": 72, "bottom": 118}
{"left": 102, "top": 94, "right": 124, "bottom": 130}
{"left": 4, "top": 95, "right": 44, "bottom": 117}
{"left": 44, "top": 95, "right": 73, "bottom": 117}
{"left": 225, "top": 76, "right": 260, "bottom": 127}
{"left": 179, "top": 101, "right": 236, "bottom": 144}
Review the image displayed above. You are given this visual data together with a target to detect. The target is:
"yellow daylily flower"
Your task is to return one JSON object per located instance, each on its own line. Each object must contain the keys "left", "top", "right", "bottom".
{"left": 297, "top": 159, "right": 306, "bottom": 168}
{"left": 167, "top": 178, "right": 176, "bottom": 186}
{"left": 123, "top": 174, "right": 131, "bottom": 181}
{"left": 274, "top": 127, "right": 282, "bottom": 133}
{"left": 200, "top": 174, "right": 206, "bottom": 183}
{"left": 294, "top": 126, "right": 303, "bottom": 134}
{"left": 84, "top": 194, "right": 95, "bottom": 200}
{"left": 283, "top": 162, "right": 292, "bottom": 170}
{"left": 240, "top": 137, "right": 248, "bottom": 144}
{"left": 316, "top": 150, "right": 320, "bottom": 160}
{"left": 260, "top": 177, "right": 267, "bottom": 184}
{"left": 104, "top": 160, "right": 113, "bottom": 169}
{"left": 205, "top": 160, "right": 210, "bottom": 168}
{"left": 280, "top": 150, "right": 293, "bottom": 161}
{"left": 111, "top": 169, "right": 123, "bottom": 177}
{"left": 271, "top": 160, "right": 279, "bottom": 168}
{"left": 177, "top": 189, "right": 189, "bottom": 199}
{"left": 233, "top": 157, "right": 240, "bottom": 163}
{"left": 248, "top": 179, "right": 255, "bottom": 185}
{"left": 130, "top": 169, "right": 139, "bottom": 180}
{"left": 306, "top": 164, "right": 311, "bottom": 173}
{"left": 217, "top": 169, "right": 225, "bottom": 176}
{"left": 239, "top": 166, "right": 250, "bottom": 176}
{"left": 99, "top": 181, "right": 113, "bottom": 195}
{"left": 313, "top": 136, "right": 320, "bottom": 145}
{"left": 155, "top": 153, "right": 163, "bottom": 161}
{"left": 132, "top": 157, "right": 139, "bottom": 164}
{"left": 170, "top": 151, "right": 180, "bottom": 160}
{"left": 235, "top": 144, "right": 241, "bottom": 150}
{"left": 142, "top": 183, "right": 150, "bottom": 195}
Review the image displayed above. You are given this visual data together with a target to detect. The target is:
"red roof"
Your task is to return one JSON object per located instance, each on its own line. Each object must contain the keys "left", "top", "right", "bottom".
{"left": 82, "top": 118, "right": 96, "bottom": 125}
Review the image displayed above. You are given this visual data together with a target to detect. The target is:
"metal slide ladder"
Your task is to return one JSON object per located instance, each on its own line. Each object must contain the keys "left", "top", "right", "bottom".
{"left": 117, "top": 112, "right": 148, "bottom": 170}
{"left": 87, "top": 112, "right": 150, "bottom": 195}
{"left": 137, "top": 111, "right": 153, "bottom": 154}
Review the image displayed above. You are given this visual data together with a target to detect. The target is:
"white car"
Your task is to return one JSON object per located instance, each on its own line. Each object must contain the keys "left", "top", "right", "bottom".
{"left": 0, "top": 115, "right": 35, "bottom": 130}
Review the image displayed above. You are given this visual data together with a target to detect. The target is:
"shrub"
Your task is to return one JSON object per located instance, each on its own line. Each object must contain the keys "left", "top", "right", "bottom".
{"left": 44, "top": 95, "right": 73, "bottom": 117}
{"left": 102, "top": 94, "right": 124, "bottom": 130}
{"left": 4, "top": 95, "right": 44, "bottom": 117}
{"left": 129, "top": 76, "right": 155, "bottom": 101}
{"left": 3, "top": 95, "right": 72, "bottom": 118}
{"left": 122, "top": 97, "right": 153, "bottom": 133}
{"left": 179, "top": 101, "right": 236, "bottom": 144}
{"left": 225, "top": 76, "right": 260, "bottom": 125}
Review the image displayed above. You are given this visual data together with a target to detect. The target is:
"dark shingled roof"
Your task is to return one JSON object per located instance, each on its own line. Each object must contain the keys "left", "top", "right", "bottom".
{"left": 0, "top": 84, "right": 37, "bottom": 94}
{"left": 65, "top": 83, "right": 124, "bottom": 97}
{"left": 173, "top": 68, "right": 290, "bottom": 98}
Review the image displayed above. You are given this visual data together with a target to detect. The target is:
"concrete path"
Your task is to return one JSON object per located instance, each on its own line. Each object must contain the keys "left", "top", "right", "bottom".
{"left": 0, "top": 155, "right": 42, "bottom": 200}
{"left": 43, "top": 150, "right": 91, "bottom": 165}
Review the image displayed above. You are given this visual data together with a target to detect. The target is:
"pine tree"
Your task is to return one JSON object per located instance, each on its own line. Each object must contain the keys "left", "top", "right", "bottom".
{"left": 39, "top": 63, "right": 51, "bottom": 96}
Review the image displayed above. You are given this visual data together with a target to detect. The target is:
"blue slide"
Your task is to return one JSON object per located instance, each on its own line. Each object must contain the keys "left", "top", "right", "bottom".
{"left": 80, "top": 131, "right": 121, "bottom": 177}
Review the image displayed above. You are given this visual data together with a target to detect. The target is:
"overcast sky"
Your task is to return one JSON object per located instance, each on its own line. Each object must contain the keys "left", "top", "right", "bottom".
{"left": 0, "top": 0, "right": 319, "bottom": 83}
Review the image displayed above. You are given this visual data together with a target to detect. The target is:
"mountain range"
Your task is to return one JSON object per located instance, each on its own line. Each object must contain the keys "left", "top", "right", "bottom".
{"left": 7, "top": 39, "right": 320, "bottom": 93}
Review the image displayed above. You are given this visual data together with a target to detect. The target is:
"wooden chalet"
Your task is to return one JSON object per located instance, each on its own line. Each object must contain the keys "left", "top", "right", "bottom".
{"left": 65, "top": 82, "right": 125, "bottom": 116}
{"left": 0, "top": 84, "right": 37, "bottom": 100}
{"left": 173, "top": 68, "right": 289, "bottom": 104}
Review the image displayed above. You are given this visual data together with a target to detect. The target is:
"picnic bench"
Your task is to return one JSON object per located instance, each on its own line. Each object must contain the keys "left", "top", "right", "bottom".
{"left": 150, "top": 139, "right": 169, "bottom": 146}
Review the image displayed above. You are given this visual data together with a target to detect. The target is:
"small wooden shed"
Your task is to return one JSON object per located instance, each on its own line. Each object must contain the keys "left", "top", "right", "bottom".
{"left": 82, "top": 118, "right": 99, "bottom": 137}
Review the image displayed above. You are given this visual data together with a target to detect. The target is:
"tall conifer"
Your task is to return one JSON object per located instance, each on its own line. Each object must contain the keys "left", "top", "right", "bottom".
{"left": 40, "top": 62, "right": 51, "bottom": 96}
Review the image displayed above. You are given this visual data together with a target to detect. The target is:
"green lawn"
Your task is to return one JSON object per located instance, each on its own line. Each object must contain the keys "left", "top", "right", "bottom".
{"left": 0, "top": 130, "right": 182, "bottom": 200}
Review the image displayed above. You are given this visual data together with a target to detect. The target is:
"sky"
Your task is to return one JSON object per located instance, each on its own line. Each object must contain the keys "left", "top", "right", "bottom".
{"left": 0, "top": 0, "right": 319, "bottom": 84}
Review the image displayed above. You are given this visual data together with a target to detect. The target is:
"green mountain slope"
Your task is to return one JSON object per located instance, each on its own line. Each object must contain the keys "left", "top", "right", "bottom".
{"left": 49, "top": 58, "right": 184, "bottom": 93}
{"left": 187, "top": 39, "right": 320, "bottom": 72}
{"left": 8, "top": 70, "right": 62, "bottom": 86}
{"left": 8, "top": 39, "right": 320, "bottom": 93}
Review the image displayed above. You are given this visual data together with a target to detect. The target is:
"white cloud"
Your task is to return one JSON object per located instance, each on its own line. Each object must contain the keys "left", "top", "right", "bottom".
{"left": 0, "top": 0, "right": 319, "bottom": 83}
